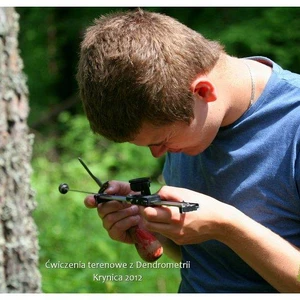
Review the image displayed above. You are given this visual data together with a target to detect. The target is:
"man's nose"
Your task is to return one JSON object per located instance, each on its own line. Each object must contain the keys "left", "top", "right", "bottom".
{"left": 149, "top": 145, "right": 167, "bottom": 158}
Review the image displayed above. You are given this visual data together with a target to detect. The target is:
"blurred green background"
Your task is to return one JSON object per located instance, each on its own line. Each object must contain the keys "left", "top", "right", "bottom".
{"left": 16, "top": 7, "right": 300, "bottom": 293}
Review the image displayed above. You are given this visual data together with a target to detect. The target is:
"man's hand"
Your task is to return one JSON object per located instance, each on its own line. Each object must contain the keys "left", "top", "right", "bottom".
{"left": 84, "top": 180, "right": 163, "bottom": 262}
{"left": 84, "top": 180, "right": 141, "bottom": 244}
{"left": 140, "top": 186, "right": 230, "bottom": 245}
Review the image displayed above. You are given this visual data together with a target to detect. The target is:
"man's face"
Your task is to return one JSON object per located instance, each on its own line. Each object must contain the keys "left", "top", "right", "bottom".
{"left": 130, "top": 98, "right": 224, "bottom": 158}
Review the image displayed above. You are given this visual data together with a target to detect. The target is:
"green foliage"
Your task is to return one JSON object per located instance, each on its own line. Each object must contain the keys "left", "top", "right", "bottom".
{"left": 55, "top": 112, "right": 164, "bottom": 182}
{"left": 217, "top": 8, "right": 300, "bottom": 73}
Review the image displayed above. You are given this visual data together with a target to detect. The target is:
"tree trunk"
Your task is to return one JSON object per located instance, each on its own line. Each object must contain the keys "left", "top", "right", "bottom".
{"left": 0, "top": 7, "right": 41, "bottom": 292}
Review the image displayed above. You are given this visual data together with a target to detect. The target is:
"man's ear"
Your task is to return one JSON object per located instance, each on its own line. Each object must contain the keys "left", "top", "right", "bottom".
{"left": 190, "top": 77, "right": 217, "bottom": 103}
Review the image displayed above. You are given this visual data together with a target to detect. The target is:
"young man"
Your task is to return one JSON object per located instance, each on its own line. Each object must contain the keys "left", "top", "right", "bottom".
{"left": 77, "top": 9, "right": 300, "bottom": 292}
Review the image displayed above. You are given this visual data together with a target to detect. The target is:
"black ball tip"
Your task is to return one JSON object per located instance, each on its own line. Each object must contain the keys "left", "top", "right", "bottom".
{"left": 59, "top": 183, "right": 69, "bottom": 194}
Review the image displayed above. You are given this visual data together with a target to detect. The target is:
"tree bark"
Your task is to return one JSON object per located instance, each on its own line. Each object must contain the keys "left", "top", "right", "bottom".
{"left": 0, "top": 7, "right": 41, "bottom": 292}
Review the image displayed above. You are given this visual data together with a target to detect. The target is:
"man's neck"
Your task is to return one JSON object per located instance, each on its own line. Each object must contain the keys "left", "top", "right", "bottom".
{"left": 209, "top": 55, "right": 272, "bottom": 127}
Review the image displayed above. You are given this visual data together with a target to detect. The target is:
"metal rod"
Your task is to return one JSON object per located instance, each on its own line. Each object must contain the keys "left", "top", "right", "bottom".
{"left": 78, "top": 157, "right": 103, "bottom": 187}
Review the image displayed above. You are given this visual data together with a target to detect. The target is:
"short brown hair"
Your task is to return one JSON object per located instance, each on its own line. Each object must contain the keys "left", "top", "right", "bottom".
{"left": 77, "top": 9, "right": 224, "bottom": 142}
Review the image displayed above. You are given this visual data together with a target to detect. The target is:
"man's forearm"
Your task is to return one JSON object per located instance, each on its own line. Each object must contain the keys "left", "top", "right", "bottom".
{"left": 155, "top": 233, "right": 182, "bottom": 262}
{"left": 219, "top": 207, "right": 300, "bottom": 292}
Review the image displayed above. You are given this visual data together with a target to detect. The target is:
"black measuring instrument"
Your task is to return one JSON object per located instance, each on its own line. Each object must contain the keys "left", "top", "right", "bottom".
{"left": 58, "top": 158, "right": 199, "bottom": 213}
